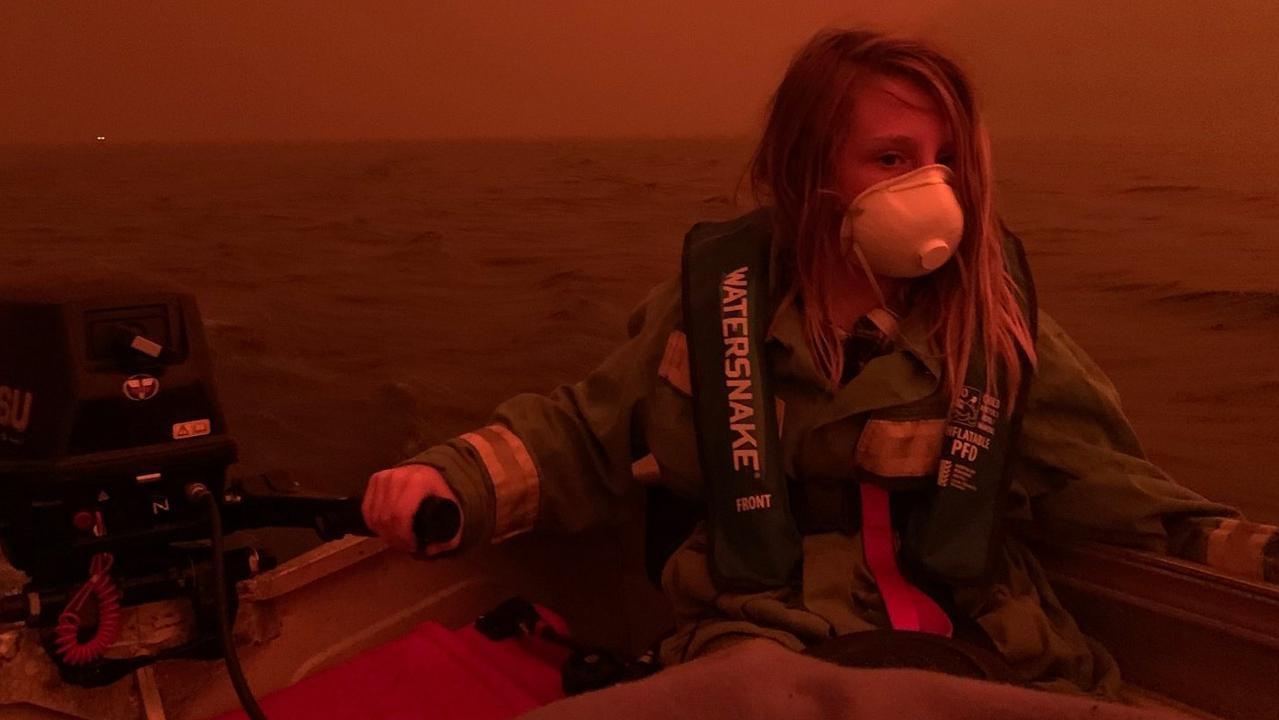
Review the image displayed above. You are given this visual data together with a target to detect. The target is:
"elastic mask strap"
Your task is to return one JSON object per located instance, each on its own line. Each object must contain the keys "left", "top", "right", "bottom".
{"left": 850, "top": 240, "right": 890, "bottom": 312}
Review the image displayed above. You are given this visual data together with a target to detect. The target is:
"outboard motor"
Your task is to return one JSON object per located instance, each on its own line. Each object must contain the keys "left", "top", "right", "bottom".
{"left": 0, "top": 281, "right": 238, "bottom": 588}
{"left": 0, "top": 280, "right": 459, "bottom": 718}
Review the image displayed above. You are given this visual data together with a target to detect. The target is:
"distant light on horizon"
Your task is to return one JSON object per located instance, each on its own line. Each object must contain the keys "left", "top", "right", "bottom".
{"left": 96, "top": 136, "right": 106, "bottom": 142}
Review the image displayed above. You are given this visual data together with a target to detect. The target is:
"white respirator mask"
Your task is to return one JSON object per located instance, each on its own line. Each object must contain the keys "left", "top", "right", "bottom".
{"left": 839, "top": 163, "right": 965, "bottom": 279}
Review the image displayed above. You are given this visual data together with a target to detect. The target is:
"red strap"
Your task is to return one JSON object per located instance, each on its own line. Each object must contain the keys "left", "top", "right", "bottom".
{"left": 859, "top": 483, "right": 953, "bottom": 637}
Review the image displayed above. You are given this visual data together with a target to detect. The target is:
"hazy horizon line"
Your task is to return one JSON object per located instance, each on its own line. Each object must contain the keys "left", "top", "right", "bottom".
{"left": 0, "top": 133, "right": 754, "bottom": 148}
{"left": 2, "top": 128, "right": 1247, "bottom": 150}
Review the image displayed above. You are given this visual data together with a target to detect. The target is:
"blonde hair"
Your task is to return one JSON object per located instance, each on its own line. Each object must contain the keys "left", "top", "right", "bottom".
{"left": 746, "top": 28, "right": 1037, "bottom": 412}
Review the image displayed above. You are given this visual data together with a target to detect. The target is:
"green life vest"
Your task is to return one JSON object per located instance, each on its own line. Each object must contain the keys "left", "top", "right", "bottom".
{"left": 681, "top": 209, "right": 1038, "bottom": 591}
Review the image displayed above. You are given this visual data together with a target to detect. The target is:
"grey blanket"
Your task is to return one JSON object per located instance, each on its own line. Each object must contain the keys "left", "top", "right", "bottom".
{"left": 520, "top": 640, "right": 1196, "bottom": 720}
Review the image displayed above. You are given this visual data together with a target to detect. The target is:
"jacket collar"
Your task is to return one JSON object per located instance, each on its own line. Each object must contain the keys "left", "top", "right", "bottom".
{"left": 765, "top": 285, "right": 942, "bottom": 421}
{"left": 767, "top": 288, "right": 941, "bottom": 376}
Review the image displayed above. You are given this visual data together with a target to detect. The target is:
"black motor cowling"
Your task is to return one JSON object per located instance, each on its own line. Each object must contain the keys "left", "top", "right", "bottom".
{"left": 0, "top": 280, "right": 237, "bottom": 588}
{"left": 0, "top": 280, "right": 460, "bottom": 695}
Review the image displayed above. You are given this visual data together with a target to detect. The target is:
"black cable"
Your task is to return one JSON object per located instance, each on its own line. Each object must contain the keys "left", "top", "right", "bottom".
{"left": 190, "top": 483, "right": 268, "bottom": 720}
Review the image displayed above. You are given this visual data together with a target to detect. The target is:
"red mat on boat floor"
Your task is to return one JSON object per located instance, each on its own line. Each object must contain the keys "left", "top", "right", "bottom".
{"left": 211, "top": 609, "right": 569, "bottom": 720}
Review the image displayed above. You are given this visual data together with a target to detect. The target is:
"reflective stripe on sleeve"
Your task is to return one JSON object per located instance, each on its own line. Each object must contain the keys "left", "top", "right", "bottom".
{"left": 1206, "top": 518, "right": 1274, "bottom": 581}
{"left": 459, "top": 424, "right": 540, "bottom": 542}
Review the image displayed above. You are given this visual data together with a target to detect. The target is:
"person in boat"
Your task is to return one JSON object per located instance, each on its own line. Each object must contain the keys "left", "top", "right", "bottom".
{"left": 362, "top": 28, "right": 1268, "bottom": 697}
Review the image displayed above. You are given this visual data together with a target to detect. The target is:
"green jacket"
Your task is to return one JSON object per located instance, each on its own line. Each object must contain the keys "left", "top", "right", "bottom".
{"left": 407, "top": 213, "right": 1262, "bottom": 695}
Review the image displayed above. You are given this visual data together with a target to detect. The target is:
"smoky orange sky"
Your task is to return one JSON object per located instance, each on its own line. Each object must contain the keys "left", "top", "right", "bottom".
{"left": 2, "top": 1, "right": 1277, "bottom": 144}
